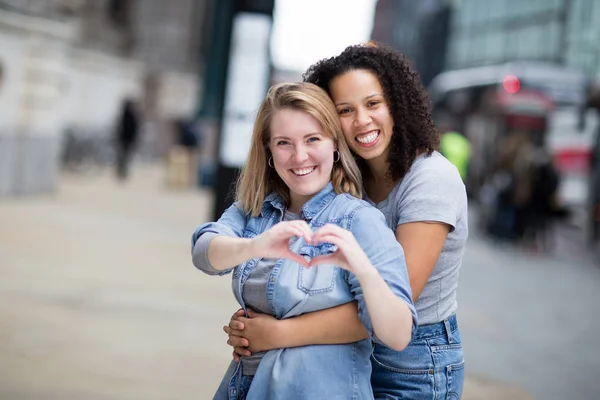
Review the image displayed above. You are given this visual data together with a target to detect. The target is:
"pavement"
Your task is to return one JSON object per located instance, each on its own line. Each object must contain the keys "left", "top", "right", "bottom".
{"left": 0, "top": 165, "right": 534, "bottom": 399}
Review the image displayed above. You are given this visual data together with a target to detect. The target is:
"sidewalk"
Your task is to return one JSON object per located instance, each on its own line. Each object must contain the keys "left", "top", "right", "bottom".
{"left": 0, "top": 165, "right": 533, "bottom": 399}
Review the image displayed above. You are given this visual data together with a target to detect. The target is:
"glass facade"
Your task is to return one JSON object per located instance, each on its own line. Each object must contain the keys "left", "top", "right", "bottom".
{"left": 447, "top": 0, "right": 600, "bottom": 79}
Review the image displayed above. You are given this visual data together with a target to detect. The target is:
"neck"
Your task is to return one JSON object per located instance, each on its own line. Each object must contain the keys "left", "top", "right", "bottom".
{"left": 366, "top": 157, "right": 390, "bottom": 185}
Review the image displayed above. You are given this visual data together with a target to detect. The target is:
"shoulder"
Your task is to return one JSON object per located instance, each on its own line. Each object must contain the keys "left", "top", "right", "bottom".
{"left": 392, "top": 152, "right": 467, "bottom": 227}
{"left": 409, "top": 151, "right": 462, "bottom": 181}
{"left": 399, "top": 152, "right": 466, "bottom": 198}
{"left": 330, "top": 193, "right": 373, "bottom": 215}
{"left": 331, "top": 194, "right": 388, "bottom": 227}
{"left": 325, "top": 193, "right": 386, "bottom": 224}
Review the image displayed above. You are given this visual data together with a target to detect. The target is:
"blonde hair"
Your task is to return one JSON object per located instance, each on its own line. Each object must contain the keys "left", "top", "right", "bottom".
{"left": 236, "top": 82, "right": 362, "bottom": 216}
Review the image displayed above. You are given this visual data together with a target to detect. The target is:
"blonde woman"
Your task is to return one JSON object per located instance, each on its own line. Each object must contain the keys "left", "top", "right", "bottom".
{"left": 191, "top": 82, "right": 416, "bottom": 400}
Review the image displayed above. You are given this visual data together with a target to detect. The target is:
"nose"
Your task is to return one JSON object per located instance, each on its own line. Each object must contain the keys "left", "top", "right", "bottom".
{"left": 354, "top": 107, "right": 372, "bottom": 127}
{"left": 293, "top": 145, "right": 308, "bottom": 162}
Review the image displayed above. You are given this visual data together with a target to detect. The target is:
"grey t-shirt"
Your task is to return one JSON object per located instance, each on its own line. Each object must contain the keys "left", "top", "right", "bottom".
{"left": 367, "top": 151, "right": 468, "bottom": 325}
{"left": 192, "top": 210, "right": 301, "bottom": 375}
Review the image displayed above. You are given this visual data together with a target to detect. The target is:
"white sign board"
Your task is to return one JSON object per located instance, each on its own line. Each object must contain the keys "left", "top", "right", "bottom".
{"left": 219, "top": 13, "right": 272, "bottom": 168}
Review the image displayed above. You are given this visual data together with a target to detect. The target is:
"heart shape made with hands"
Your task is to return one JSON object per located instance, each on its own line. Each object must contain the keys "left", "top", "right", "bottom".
{"left": 287, "top": 226, "right": 342, "bottom": 268}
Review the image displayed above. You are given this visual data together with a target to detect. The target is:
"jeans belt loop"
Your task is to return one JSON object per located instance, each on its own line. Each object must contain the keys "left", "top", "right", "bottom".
{"left": 443, "top": 318, "right": 453, "bottom": 343}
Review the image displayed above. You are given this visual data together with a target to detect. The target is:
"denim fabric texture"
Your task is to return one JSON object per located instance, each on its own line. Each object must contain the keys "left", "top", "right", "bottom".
{"left": 192, "top": 183, "right": 417, "bottom": 400}
{"left": 370, "top": 314, "right": 464, "bottom": 400}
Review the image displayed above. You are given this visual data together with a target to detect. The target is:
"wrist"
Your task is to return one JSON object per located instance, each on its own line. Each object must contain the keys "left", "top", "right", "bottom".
{"left": 353, "top": 263, "right": 379, "bottom": 283}
{"left": 272, "top": 318, "right": 291, "bottom": 349}
{"left": 244, "top": 237, "right": 260, "bottom": 260}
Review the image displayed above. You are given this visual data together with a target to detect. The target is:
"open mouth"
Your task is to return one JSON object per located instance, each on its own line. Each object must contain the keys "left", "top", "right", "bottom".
{"left": 356, "top": 130, "right": 380, "bottom": 146}
{"left": 291, "top": 166, "right": 317, "bottom": 176}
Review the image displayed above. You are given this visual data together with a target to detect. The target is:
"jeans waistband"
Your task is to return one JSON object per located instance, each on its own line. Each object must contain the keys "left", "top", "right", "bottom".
{"left": 413, "top": 313, "right": 459, "bottom": 342}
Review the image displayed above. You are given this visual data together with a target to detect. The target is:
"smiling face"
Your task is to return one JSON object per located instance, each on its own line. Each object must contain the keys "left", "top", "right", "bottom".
{"left": 268, "top": 108, "right": 336, "bottom": 212}
{"left": 329, "top": 69, "right": 395, "bottom": 166}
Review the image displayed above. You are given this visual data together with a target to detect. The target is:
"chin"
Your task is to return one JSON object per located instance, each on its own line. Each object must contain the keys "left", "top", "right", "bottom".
{"left": 354, "top": 148, "right": 385, "bottom": 161}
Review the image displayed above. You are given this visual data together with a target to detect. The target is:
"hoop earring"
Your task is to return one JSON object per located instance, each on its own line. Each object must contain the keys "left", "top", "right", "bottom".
{"left": 333, "top": 150, "right": 340, "bottom": 162}
{"left": 268, "top": 156, "right": 274, "bottom": 168}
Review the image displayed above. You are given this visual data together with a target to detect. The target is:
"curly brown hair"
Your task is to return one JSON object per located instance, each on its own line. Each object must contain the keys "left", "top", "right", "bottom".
{"left": 303, "top": 42, "right": 439, "bottom": 181}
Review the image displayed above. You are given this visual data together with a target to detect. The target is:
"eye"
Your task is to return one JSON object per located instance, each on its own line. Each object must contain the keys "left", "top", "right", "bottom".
{"left": 307, "top": 136, "right": 321, "bottom": 143}
{"left": 276, "top": 140, "right": 289, "bottom": 146}
{"left": 367, "top": 100, "right": 380, "bottom": 107}
{"left": 337, "top": 108, "right": 351, "bottom": 115}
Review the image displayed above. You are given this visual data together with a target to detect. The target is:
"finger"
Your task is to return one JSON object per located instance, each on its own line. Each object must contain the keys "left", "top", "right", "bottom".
{"left": 310, "top": 233, "right": 344, "bottom": 248}
{"left": 229, "top": 336, "right": 250, "bottom": 347}
{"left": 293, "top": 221, "right": 314, "bottom": 244}
{"left": 229, "top": 320, "right": 245, "bottom": 330}
{"left": 230, "top": 309, "right": 244, "bottom": 321}
{"left": 227, "top": 329, "right": 246, "bottom": 338}
{"left": 234, "top": 346, "right": 252, "bottom": 357}
{"left": 285, "top": 226, "right": 309, "bottom": 242}
{"left": 232, "top": 351, "right": 240, "bottom": 362}
{"left": 319, "top": 223, "right": 354, "bottom": 240}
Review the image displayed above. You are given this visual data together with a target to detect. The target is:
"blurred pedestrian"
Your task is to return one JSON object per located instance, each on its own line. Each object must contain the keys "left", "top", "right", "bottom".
{"left": 115, "top": 98, "right": 139, "bottom": 181}
{"left": 438, "top": 118, "right": 472, "bottom": 182}
{"left": 191, "top": 82, "right": 416, "bottom": 399}
{"left": 491, "top": 129, "right": 564, "bottom": 250}
{"left": 224, "top": 43, "right": 468, "bottom": 399}
{"left": 166, "top": 118, "right": 201, "bottom": 188}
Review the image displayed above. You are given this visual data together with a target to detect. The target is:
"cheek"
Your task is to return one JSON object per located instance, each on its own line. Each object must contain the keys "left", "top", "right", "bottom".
{"left": 271, "top": 151, "right": 288, "bottom": 169}
{"left": 340, "top": 123, "right": 354, "bottom": 143}
{"left": 379, "top": 108, "right": 394, "bottom": 130}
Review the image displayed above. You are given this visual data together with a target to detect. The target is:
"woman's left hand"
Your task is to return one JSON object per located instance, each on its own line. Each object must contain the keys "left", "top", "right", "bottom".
{"left": 308, "top": 224, "right": 372, "bottom": 276}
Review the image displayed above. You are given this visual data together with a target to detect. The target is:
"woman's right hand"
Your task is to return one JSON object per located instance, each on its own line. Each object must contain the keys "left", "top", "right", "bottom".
{"left": 250, "top": 220, "right": 312, "bottom": 266}
{"left": 224, "top": 309, "right": 282, "bottom": 361}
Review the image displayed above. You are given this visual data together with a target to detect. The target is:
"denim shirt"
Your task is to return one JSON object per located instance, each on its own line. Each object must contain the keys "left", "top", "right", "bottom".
{"left": 191, "top": 183, "right": 417, "bottom": 400}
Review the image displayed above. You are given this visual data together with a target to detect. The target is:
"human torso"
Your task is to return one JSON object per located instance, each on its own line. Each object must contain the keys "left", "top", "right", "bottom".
{"left": 231, "top": 186, "right": 377, "bottom": 399}
{"left": 239, "top": 210, "right": 299, "bottom": 376}
{"left": 367, "top": 151, "right": 468, "bottom": 325}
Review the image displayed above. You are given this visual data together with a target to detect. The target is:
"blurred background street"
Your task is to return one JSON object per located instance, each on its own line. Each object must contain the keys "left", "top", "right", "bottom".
{"left": 1, "top": 0, "right": 600, "bottom": 399}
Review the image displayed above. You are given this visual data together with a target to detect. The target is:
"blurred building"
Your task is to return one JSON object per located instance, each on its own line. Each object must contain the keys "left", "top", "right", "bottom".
{"left": 0, "top": 0, "right": 212, "bottom": 196}
{"left": 371, "top": 0, "right": 453, "bottom": 85}
{"left": 446, "top": 0, "right": 600, "bottom": 79}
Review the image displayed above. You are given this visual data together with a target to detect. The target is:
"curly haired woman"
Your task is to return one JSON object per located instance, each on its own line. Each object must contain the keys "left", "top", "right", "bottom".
{"left": 224, "top": 44, "right": 468, "bottom": 399}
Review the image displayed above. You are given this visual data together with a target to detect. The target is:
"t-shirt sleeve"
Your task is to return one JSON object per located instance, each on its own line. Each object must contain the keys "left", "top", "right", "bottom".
{"left": 395, "top": 158, "right": 466, "bottom": 232}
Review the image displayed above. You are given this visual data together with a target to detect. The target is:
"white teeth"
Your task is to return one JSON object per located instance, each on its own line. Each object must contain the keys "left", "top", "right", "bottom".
{"left": 356, "top": 131, "right": 379, "bottom": 144}
{"left": 292, "top": 167, "right": 315, "bottom": 176}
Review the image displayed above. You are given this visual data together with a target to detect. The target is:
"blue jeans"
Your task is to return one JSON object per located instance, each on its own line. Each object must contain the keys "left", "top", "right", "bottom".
{"left": 213, "top": 362, "right": 253, "bottom": 400}
{"left": 371, "top": 314, "right": 464, "bottom": 400}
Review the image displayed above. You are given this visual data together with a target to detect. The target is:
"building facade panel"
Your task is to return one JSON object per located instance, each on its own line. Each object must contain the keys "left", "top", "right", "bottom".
{"left": 446, "top": 0, "right": 600, "bottom": 80}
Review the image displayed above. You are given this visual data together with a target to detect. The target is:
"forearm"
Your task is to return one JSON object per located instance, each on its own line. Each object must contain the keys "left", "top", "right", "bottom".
{"left": 356, "top": 266, "right": 414, "bottom": 351}
{"left": 275, "top": 302, "right": 368, "bottom": 348}
{"left": 206, "top": 235, "right": 256, "bottom": 271}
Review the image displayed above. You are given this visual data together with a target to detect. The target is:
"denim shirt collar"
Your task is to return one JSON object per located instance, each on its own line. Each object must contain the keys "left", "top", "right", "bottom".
{"left": 261, "top": 182, "right": 336, "bottom": 220}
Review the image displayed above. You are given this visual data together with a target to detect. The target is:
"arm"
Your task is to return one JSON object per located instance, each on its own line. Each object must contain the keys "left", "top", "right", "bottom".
{"left": 192, "top": 204, "right": 312, "bottom": 273}
{"left": 191, "top": 203, "right": 248, "bottom": 274}
{"left": 206, "top": 235, "right": 257, "bottom": 272}
{"left": 227, "top": 302, "right": 369, "bottom": 355}
{"left": 275, "top": 302, "right": 368, "bottom": 347}
{"left": 394, "top": 158, "right": 463, "bottom": 301}
{"left": 395, "top": 222, "right": 450, "bottom": 301}
{"left": 310, "top": 209, "right": 416, "bottom": 351}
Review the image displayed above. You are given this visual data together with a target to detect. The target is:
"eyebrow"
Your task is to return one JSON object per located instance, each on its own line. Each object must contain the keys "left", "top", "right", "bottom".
{"left": 335, "top": 93, "right": 383, "bottom": 107}
{"left": 271, "top": 132, "right": 324, "bottom": 141}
